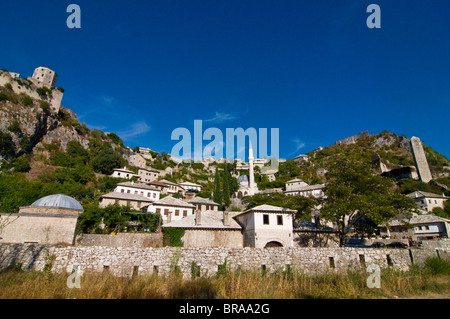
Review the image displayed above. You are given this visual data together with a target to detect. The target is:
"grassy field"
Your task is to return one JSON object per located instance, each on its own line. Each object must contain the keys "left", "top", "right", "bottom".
{"left": 0, "top": 257, "right": 449, "bottom": 299}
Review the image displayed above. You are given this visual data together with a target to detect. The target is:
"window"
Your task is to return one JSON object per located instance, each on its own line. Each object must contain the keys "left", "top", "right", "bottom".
{"left": 175, "top": 209, "right": 179, "bottom": 216}
{"left": 277, "top": 215, "right": 283, "bottom": 225}
{"left": 425, "top": 226, "right": 430, "bottom": 230}
{"left": 164, "top": 209, "right": 169, "bottom": 215}
{"left": 183, "top": 210, "right": 188, "bottom": 217}
{"left": 263, "top": 214, "right": 269, "bottom": 225}
{"left": 153, "top": 193, "right": 156, "bottom": 198}
{"left": 156, "top": 208, "right": 161, "bottom": 214}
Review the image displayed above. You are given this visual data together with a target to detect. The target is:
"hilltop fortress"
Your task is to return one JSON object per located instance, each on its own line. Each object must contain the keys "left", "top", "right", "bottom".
{"left": 0, "top": 66, "right": 63, "bottom": 112}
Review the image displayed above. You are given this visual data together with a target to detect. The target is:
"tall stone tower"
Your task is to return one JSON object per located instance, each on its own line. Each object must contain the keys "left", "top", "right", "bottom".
{"left": 32, "top": 66, "right": 58, "bottom": 87}
{"left": 248, "top": 141, "right": 259, "bottom": 196}
{"left": 410, "top": 136, "right": 433, "bottom": 183}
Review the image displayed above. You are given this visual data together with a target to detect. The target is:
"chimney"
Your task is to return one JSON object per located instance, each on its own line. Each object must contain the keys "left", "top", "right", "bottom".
{"left": 167, "top": 211, "right": 172, "bottom": 223}
{"left": 223, "top": 211, "right": 230, "bottom": 227}
{"left": 195, "top": 210, "right": 202, "bottom": 226}
{"left": 185, "top": 193, "right": 194, "bottom": 200}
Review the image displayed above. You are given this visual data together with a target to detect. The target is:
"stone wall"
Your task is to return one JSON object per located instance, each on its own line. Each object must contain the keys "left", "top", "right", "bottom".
{"left": 75, "top": 233, "right": 163, "bottom": 248}
{"left": 0, "top": 71, "right": 63, "bottom": 112}
{"left": 181, "top": 229, "right": 243, "bottom": 248}
{"left": 0, "top": 213, "right": 78, "bottom": 245}
{"left": 1, "top": 242, "right": 448, "bottom": 279}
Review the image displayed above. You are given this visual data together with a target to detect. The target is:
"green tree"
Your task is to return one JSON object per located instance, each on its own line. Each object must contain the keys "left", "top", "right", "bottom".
{"left": 222, "top": 166, "right": 232, "bottom": 208}
{"left": 91, "top": 147, "right": 125, "bottom": 174}
{"left": 213, "top": 170, "right": 223, "bottom": 208}
{"left": 244, "top": 192, "right": 315, "bottom": 221}
{"left": 66, "top": 140, "right": 89, "bottom": 164}
{"left": 320, "top": 158, "right": 417, "bottom": 246}
{"left": 0, "top": 131, "right": 15, "bottom": 158}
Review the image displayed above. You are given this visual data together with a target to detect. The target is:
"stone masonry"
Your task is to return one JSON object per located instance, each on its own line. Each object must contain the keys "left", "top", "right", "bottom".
{"left": 410, "top": 136, "right": 433, "bottom": 183}
{"left": 1, "top": 243, "right": 448, "bottom": 279}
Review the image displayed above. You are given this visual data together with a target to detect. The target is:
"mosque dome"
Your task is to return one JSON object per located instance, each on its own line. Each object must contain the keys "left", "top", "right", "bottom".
{"left": 31, "top": 194, "right": 83, "bottom": 211}
{"left": 237, "top": 175, "right": 249, "bottom": 183}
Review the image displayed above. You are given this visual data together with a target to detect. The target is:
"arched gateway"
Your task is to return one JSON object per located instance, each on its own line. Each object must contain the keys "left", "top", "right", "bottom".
{"left": 264, "top": 241, "right": 284, "bottom": 248}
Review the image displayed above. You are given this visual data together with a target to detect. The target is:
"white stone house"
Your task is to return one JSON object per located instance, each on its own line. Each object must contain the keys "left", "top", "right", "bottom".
{"left": 161, "top": 210, "right": 244, "bottom": 248}
{"left": 407, "top": 191, "right": 448, "bottom": 212}
{"left": 146, "top": 180, "right": 170, "bottom": 193}
{"left": 162, "top": 204, "right": 297, "bottom": 248}
{"left": 99, "top": 192, "right": 155, "bottom": 211}
{"left": 234, "top": 204, "right": 296, "bottom": 248}
{"left": 284, "top": 182, "right": 326, "bottom": 198}
{"left": 179, "top": 181, "right": 202, "bottom": 192}
{"left": 99, "top": 181, "right": 160, "bottom": 211}
{"left": 114, "top": 181, "right": 160, "bottom": 201}
{"left": 285, "top": 179, "right": 308, "bottom": 191}
{"left": 111, "top": 167, "right": 139, "bottom": 180}
{"left": 293, "top": 154, "right": 309, "bottom": 163}
{"left": 137, "top": 168, "right": 160, "bottom": 183}
{"left": 159, "top": 179, "right": 185, "bottom": 194}
{"left": 187, "top": 197, "right": 220, "bottom": 212}
{"left": 145, "top": 196, "right": 195, "bottom": 223}
{"left": 380, "top": 214, "right": 450, "bottom": 240}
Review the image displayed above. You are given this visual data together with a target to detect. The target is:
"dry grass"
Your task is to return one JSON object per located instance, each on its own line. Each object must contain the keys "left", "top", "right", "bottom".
{"left": 1, "top": 258, "right": 449, "bottom": 299}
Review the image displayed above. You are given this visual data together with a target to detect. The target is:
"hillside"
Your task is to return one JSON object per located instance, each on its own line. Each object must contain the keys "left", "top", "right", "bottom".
{"left": 259, "top": 131, "right": 450, "bottom": 195}
{"left": 1, "top": 72, "right": 450, "bottom": 214}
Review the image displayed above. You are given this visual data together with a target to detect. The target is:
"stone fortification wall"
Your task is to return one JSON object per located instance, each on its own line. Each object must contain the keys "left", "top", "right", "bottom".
{"left": 0, "top": 71, "right": 63, "bottom": 112}
{"left": 1, "top": 243, "right": 448, "bottom": 279}
{"left": 75, "top": 233, "right": 163, "bottom": 248}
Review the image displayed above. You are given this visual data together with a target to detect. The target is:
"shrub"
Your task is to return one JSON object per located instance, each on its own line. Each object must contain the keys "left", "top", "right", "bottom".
{"left": 424, "top": 257, "right": 450, "bottom": 275}
{"left": 8, "top": 121, "right": 21, "bottom": 134}
{"left": 0, "top": 91, "right": 8, "bottom": 101}
{"left": 4, "top": 83, "right": 13, "bottom": 90}
{"left": 91, "top": 147, "right": 126, "bottom": 174}
{"left": 36, "top": 87, "right": 47, "bottom": 96}
{"left": 40, "top": 101, "right": 50, "bottom": 112}
{"left": 106, "top": 132, "right": 123, "bottom": 146}
{"left": 0, "top": 131, "right": 15, "bottom": 157}
{"left": 12, "top": 156, "right": 31, "bottom": 172}
{"left": 20, "top": 94, "right": 33, "bottom": 106}
{"left": 162, "top": 227, "right": 185, "bottom": 247}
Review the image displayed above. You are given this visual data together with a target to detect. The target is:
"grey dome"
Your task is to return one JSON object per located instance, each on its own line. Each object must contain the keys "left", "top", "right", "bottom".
{"left": 237, "top": 175, "right": 249, "bottom": 183}
{"left": 31, "top": 194, "right": 83, "bottom": 211}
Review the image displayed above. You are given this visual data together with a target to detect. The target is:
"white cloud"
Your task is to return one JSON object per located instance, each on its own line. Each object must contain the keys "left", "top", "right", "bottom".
{"left": 287, "top": 138, "right": 306, "bottom": 157}
{"left": 118, "top": 121, "right": 151, "bottom": 139}
{"left": 204, "top": 112, "right": 237, "bottom": 123}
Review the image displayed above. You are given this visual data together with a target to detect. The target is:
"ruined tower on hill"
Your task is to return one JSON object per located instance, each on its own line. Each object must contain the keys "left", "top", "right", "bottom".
{"left": 410, "top": 136, "right": 433, "bottom": 183}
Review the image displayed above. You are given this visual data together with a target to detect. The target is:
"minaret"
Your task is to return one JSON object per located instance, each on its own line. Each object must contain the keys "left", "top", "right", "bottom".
{"left": 248, "top": 141, "right": 256, "bottom": 195}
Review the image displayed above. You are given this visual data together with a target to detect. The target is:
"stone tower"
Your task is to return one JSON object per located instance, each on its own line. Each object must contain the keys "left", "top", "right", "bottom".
{"left": 32, "top": 66, "right": 58, "bottom": 87}
{"left": 248, "top": 141, "right": 259, "bottom": 196}
{"left": 410, "top": 136, "right": 433, "bottom": 183}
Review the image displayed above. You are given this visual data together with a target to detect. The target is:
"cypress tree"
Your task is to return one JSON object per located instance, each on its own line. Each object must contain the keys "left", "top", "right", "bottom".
{"left": 213, "top": 169, "right": 223, "bottom": 208}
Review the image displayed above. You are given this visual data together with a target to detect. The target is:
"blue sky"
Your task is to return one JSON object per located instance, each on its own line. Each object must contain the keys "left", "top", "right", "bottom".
{"left": 1, "top": 0, "right": 449, "bottom": 160}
